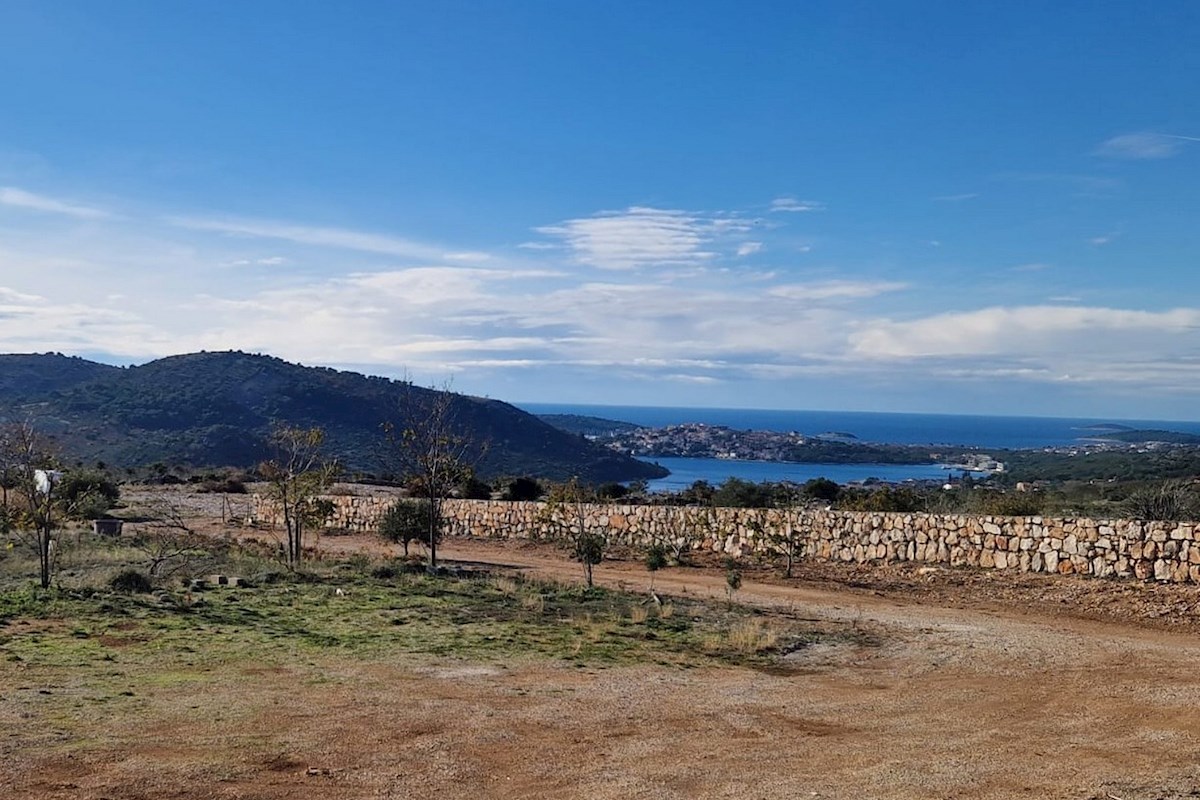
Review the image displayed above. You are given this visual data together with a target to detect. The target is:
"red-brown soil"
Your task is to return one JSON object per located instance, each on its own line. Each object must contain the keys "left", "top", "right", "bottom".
{"left": 8, "top": 490, "right": 1200, "bottom": 799}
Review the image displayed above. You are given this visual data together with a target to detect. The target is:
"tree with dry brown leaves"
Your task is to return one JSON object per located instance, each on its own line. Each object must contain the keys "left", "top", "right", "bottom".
{"left": 259, "top": 425, "right": 337, "bottom": 569}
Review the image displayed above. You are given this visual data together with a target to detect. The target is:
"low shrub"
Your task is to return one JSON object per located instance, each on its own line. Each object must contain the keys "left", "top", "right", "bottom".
{"left": 109, "top": 569, "right": 152, "bottom": 594}
{"left": 1123, "top": 482, "right": 1197, "bottom": 521}
{"left": 197, "top": 477, "right": 248, "bottom": 494}
{"left": 379, "top": 499, "right": 437, "bottom": 556}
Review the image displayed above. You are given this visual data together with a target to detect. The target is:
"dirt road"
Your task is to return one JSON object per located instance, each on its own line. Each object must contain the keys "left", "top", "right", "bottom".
{"left": 316, "top": 533, "right": 1200, "bottom": 800}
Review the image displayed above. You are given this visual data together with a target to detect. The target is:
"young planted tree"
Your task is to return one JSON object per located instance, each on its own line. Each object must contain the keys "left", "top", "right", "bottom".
{"left": 541, "top": 477, "right": 606, "bottom": 588}
{"left": 259, "top": 425, "right": 336, "bottom": 569}
{"left": 724, "top": 557, "right": 743, "bottom": 605}
{"left": 651, "top": 506, "right": 714, "bottom": 566}
{"left": 644, "top": 543, "right": 668, "bottom": 592}
{"left": 379, "top": 498, "right": 435, "bottom": 558}
{"left": 1, "top": 421, "right": 63, "bottom": 589}
{"left": 382, "top": 382, "right": 480, "bottom": 571}
{"left": 764, "top": 520, "right": 805, "bottom": 579}
{"left": 763, "top": 484, "right": 808, "bottom": 578}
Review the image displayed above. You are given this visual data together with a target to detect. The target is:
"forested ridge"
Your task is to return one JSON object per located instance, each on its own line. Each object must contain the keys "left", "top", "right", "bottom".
{"left": 0, "top": 351, "right": 666, "bottom": 482}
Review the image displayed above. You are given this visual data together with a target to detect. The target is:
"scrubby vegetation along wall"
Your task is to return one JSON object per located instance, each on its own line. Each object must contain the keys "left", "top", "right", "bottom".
{"left": 251, "top": 495, "right": 1200, "bottom": 583}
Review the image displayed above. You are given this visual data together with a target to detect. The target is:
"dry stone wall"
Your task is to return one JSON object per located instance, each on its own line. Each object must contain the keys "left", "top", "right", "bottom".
{"left": 251, "top": 494, "right": 1200, "bottom": 583}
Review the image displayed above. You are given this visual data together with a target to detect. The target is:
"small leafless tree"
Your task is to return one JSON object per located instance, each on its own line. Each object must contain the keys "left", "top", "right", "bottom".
{"left": 382, "top": 381, "right": 482, "bottom": 571}
{"left": 129, "top": 498, "right": 220, "bottom": 583}
{"left": 761, "top": 486, "right": 811, "bottom": 578}
{"left": 540, "top": 477, "right": 606, "bottom": 588}
{"left": 259, "top": 425, "right": 336, "bottom": 569}
{"left": 651, "top": 506, "right": 712, "bottom": 566}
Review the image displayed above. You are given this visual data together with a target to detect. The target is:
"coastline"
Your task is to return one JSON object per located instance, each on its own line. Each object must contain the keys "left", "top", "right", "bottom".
{"left": 640, "top": 456, "right": 955, "bottom": 492}
{"left": 521, "top": 402, "right": 1200, "bottom": 450}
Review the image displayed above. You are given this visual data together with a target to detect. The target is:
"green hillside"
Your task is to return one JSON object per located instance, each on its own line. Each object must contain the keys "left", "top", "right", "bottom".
{"left": 0, "top": 351, "right": 666, "bottom": 483}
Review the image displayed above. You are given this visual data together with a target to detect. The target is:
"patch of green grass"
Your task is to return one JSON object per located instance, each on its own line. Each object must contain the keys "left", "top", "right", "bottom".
{"left": 0, "top": 568, "right": 828, "bottom": 674}
{"left": 2, "top": 535, "right": 860, "bottom": 687}
{"left": 0, "top": 539, "right": 873, "bottom": 789}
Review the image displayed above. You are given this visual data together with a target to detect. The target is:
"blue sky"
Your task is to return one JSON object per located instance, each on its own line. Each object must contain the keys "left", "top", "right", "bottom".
{"left": 0, "top": 1, "right": 1198, "bottom": 419}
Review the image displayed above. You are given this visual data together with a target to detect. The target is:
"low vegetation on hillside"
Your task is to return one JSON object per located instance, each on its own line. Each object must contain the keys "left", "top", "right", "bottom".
{"left": 0, "top": 351, "right": 666, "bottom": 483}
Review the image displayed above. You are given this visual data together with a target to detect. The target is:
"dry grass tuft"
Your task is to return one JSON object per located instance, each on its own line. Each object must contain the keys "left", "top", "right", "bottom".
{"left": 491, "top": 575, "right": 520, "bottom": 595}
{"left": 629, "top": 605, "right": 649, "bottom": 624}
{"left": 727, "top": 618, "right": 780, "bottom": 654}
{"left": 521, "top": 591, "right": 545, "bottom": 612}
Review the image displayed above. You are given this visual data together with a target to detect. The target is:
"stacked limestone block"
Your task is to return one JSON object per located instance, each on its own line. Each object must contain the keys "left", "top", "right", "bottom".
{"left": 248, "top": 494, "right": 1200, "bottom": 584}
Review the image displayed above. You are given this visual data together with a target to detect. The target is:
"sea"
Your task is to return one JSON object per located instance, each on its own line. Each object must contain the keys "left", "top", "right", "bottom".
{"left": 518, "top": 403, "right": 1200, "bottom": 491}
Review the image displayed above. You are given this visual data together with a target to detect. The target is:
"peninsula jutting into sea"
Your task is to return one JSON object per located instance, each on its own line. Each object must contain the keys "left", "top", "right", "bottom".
{"left": 523, "top": 403, "right": 1200, "bottom": 450}
{"left": 530, "top": 406, "right": 1200, "bottom": 490}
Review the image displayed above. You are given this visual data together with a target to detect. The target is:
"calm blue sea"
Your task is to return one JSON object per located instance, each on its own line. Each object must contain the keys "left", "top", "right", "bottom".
{"left": 520, "top": 403, "right": 1200, "bottom": 449}
{"left": 635, "top": 457, "right": 951, "bottom": 492}
{"left": 519, "top": 403, "right": 1200, "bottom": 489}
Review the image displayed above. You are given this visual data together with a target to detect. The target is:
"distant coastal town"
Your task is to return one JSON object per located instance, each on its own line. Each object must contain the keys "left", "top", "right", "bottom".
{"left": 592, "top": 422, "right": 1006, "bottom": 472}
{"left": 535, "top": 414, "right": 1200, "bottom": 484}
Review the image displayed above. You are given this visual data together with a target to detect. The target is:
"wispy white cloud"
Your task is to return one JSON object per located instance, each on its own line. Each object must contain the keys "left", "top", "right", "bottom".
{"left": 0, "top": 287, "right": 167, "bottom": 357}
{"left": 1095, "top": 131, "right": 1200, "bottom": 160}
{"left": 6, "top": 184, "right": 1200, "bottom": 410}
{"left": 443, "top": 251, "right": 492, "bottom": 263}
{"left": 770, "top": 197, "right": 824, "bottom": 213}
{"left": 768, "top": 280, "right": 907, "bottom": 301}
{"left": 0, "top": 286, "right": 45, "bottom": 303}
{"left": 1011, "top": 262, "right": 1051, "bottom": 273}
{"left": 534, "top": 206, "right": 758, "bottom": 270}
{"left": 851, "top": 305, "right": 1200, "bottom": 359}
{"left": 933, "top": 193, "right": 978, "bottom": 202}
{"left": 0, "top": 186, "right": 110, "bottom": 219}
{"left": 168, "top": 215, "right": 450, "bottom": 261}
{"left": 227, "top": 256, "right": 289, "bottom": 267}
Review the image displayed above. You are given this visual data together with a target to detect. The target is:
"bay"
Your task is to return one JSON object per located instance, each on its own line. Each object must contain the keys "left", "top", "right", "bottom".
{"left": 639, "top": 457, "right": 952, "bottom": 492}
{"left": 519, "top": 402, "right": 1200, "bottom": 488}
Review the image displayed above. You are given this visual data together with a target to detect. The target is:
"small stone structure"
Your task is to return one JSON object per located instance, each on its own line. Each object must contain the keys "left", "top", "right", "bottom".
{"left": 252, "top": 494, "right": 1200, "bottom": 583}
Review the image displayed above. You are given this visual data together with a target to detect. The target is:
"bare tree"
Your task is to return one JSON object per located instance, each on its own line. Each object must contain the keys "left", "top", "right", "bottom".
{"left": 129, "top": 498, "right": 220, "bottom": 583}
{"left": 259, "top": 425, "right": 336, "bottom": 569}
{"left": 1, "top": 421, "right": 63, "bottom": 589}
{"left": 650, "top": 506, "right": 712, "bottom": 566}
{"left": 540, "top": 477, "right": 606, "bottom": 588}
{"left": 382, "top": 382, "right": 480, "bottom": 571}
{"left": 760, "top": 485, "right": 810, "bottom": 578}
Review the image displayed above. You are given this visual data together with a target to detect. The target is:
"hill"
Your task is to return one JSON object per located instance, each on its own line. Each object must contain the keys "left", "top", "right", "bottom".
{"left": 536, "top": 414, "right": 643, "bottom": 437}
{"left": 0, "top": 351, "right": 666, "bottom": 483}
{"left": 0, "top": 353, "right": 119, "bottom": 401}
